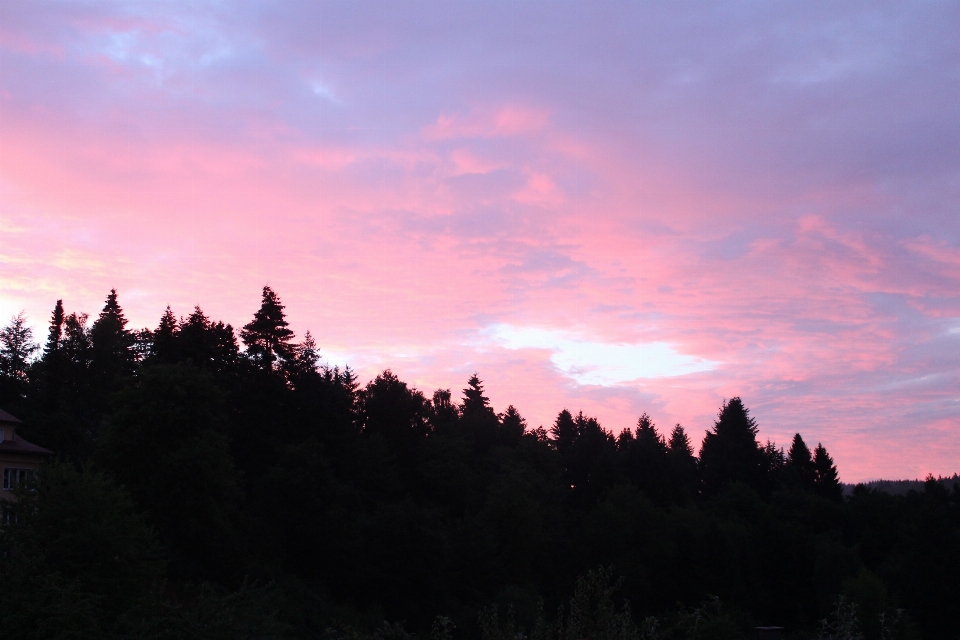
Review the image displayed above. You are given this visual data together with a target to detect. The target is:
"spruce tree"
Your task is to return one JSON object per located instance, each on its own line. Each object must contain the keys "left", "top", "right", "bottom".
{"left": 0, "top": 312, "right": 38, "bottom": 404}
{"left": 62, "top": 313, "right": 92, "bottom": 370}
{"left": 813, "top": 443, "right": 843, "bottom": 501}
{"left": 786, "top": 433, "right": 816, "bottom": 490}
{"left": 151, "top": 306, "right": 179, "bottom": 363}
{"left": 240, "top": 286, "right": 295, "bottom": 370}
{"left": 284, "top": 330, "right": 321, "bottom": 384}
{"left": 498, "top": 405, "right": 526, "bottom": 445}
{"left": 667, "top": 423, "right": 699, "bottom": 502}
{"left": 36, "top": 301, "right": 68, "bottom": 404}
{"left": 460, "top": 373, "right": 495, "bottom": 418}
{"left": 551, "top": 409, "right": 578, "bottom": 454}
{"left": 89, "top": 289, "right": 136, "bottom": 382}
{"left": 621, "top": 413, "right": 669, "bottom": 502}
{"left": 44, "top": 301, "right": 64, "bottom": 358}
{"left": 698, "top": 397, "right": 766, "bottom": 493}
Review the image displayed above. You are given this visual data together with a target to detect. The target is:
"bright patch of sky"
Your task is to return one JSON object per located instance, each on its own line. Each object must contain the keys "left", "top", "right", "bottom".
{"left": 487, "top": 325, "right": 717, "bottom": 385}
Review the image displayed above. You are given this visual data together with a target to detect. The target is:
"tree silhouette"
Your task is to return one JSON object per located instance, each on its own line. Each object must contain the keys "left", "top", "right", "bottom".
{"left": 0, "top": 312, "right": 38, "bottom": 405}
{"left": 498, "top": 405, "right": 526, "bottom": 445}
{"left": 428, "top": 388, "right": 459, "bottom": 433}
{"left": 620, "top": 413, "right": 668, "bottom": 503}
{"left": 786, "top": 433, "right": 816, "bottom": 491}
{"left": 360, "top": 370, "right": 429, "bottom": 443}
{"left": 241, "top": 286, "right": 295, "bottom": 370}
{"left": 813, "top": 443, "right": 842, "bottom": 501}
{"left": 667, "top": 423, "right": 699, "bottom": 502}
{"left": 150, "top": 306, "right": 179, "bottom": 362}
{"left": 698, "top": 397, "right": 765, "bottom": 493}
{"left": 43, "top": 300, "right": 64, "bottom": 358}
{"left": 89, "top": 289, "right": 136, "bottom": 384}
{"left": 460, "top": 373, "right": 495, "bottom": 419}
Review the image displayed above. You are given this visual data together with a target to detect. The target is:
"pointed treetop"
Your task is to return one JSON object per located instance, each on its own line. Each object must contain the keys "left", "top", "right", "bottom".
{"left": 0, "top": 312, "right": 38, "bottom": 381}
{"left": 788, "top": 433, "right": 813, "bottom": 466}
{"left": 814, "top": 443, "right": 842, "bottom": 500}
{"left": 668, "top": 424, "right": 694, "bottom": 458}
{"left": 45, "top": 300, "right": 65, "bottom": 355}
{"left": 157, "top": 306, "right": 178, "bottom": 336}
{"left": 714, "top": 397, "right": 758, "bottom": 438}
{"left": 97, "top": 289, "right": 128, "bottom": 329}
{"left": 461, "top": 373, "right": 494, "bottom": 417}
{"left": 240, "top": 285, "right": 295, "bottom": 369}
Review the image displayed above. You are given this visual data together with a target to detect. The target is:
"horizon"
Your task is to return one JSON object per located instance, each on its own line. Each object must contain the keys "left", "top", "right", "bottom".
{"left": 2, "top": 2, "right": 959, "bottom": 482}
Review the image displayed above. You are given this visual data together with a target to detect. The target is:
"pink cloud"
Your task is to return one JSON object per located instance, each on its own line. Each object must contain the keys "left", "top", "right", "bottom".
{"left": 1, "top": 1, "right": 959, "bottom": 481}
{"left": 422, "top": 105, "right": 551, "bottom": 140}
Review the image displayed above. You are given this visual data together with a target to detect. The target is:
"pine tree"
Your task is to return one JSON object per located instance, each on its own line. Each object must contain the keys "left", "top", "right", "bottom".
{"left": 151, "top": 306, "right": 179, "bottom": 363}
{"left": 0, "top": 312, "right": 38, "bottom": 404}
{"left": 240, "top": 286, "right": 295, "bottom": 370}
{"left": 44, "top": 300, "right": 64, "bottom": 358}
{"left": 36, "top": 300, "right": 68, "bottom": 404}
{"left": 460, "top": 373, "right": 495, "bottom": 418}
{"left": 0, "top": 312, "right": 38, "bottom": 382}
{"left": 89, "top": 289, "right": 136, "bottom": 381}
{"left": 621, "top": 413, "right": 668, "bottom": 502}
{"left": 284, "top": 330, "right": 321, "bottom": 384}
{"left": 698, "top": 397, "right": 766, "bottom": 493}
{"left": 551, "top": 409, "right": 578, "bottom": 454}
{"left": 786, "top": 433, "right": 816, "bottom": 490}
{"left": 667, "top": 423, "right": 699, "bottom": 502}
{"left": 813, "top": 443, "right": 843, "bottom": 501}
{"left": 498, "top": 405, "right": 526, "bottom": 445}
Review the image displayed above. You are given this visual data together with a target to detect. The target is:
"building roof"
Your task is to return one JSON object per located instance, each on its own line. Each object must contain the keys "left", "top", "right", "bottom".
{"left": 0, "top": 436, "right": 53, "bottom": 456}
{"left": 0, "top": 408, "right": 22, "bottom": 424}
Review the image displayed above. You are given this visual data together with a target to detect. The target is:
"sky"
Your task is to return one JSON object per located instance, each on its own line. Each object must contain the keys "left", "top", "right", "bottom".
{"left": 1, "top": 1, "right": 958, "bottom": 481}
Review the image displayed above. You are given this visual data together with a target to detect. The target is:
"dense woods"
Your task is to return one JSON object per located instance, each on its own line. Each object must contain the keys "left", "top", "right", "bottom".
{"left": 0, "top": 288, "right": 957, "bottom": 639}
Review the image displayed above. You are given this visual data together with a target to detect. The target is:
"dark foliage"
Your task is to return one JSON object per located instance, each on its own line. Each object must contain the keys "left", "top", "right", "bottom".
{"left": 0, "top": 291, "right": 956, "bottom": 639}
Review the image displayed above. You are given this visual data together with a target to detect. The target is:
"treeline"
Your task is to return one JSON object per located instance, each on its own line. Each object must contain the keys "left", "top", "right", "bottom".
{"left": 0, "top": 288, "right": 957, "bottom": 639}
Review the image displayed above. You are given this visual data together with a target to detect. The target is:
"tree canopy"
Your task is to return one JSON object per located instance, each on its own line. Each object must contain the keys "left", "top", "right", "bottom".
{"left": 0, "top": 290, "right": 955, "bottom": 640}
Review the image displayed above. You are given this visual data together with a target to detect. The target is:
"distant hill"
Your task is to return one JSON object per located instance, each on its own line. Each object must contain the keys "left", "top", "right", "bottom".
{"left": 843, "top": 473, "right": 960, "bottom": 496}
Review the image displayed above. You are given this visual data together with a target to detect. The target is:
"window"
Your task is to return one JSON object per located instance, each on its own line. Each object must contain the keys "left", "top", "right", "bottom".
{"left": 2, "top": 468, "right": 33, "bottom": 490}
{"left": 0, "top": 428, "right": 4, "bottom": 441}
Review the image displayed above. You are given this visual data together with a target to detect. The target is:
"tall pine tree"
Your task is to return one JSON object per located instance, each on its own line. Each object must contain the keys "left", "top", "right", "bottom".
{"left": 89, "top": 289, "right": 136, "bottom": 384}
{"left": 786, "top": 433, "right": 816, "bottom": 491}
{"left": 813, "top": 443, "right": 842, "bottom": 501}
{"left": 240, "top": 286, "right": 294, "bottom": 371}
{"left": 698, "top": 397, "right": 766, "bottom": 494}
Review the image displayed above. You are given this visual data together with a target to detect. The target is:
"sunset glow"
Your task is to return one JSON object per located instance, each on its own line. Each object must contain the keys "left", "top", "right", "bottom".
{"left": 2, "top": 2, "right": 958, "bottom": 481}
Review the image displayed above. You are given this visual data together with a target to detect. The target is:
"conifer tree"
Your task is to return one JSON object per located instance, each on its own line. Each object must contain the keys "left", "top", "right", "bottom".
{"left": 284, "top": 330, "right": 321, "bottom": 384}
{"left": 460, "top": 373, "right": 495, "bottom": 418}
{"left": 813, "top": 443, "right": 843, "bottom": 501}
{"left": 240, "top": 286, "right": 295, "bottom": 370}
{"left": 621, "top": 413, "right": 668, "bottom": 502}
{"left": 498, "top": 405, "right": 526, "bottom": 445}
{"left": 360, "top": 370, "right": 429, "bottom": 443}
{"left": 61, "top": 313, "right": 92, "bottom": 371}
{"left": 551, "top": 409, "right": 578, "bottom": 454}
{"left": 89, "top": 289, "right": 136, "bottom": 381}
{"left": 44, "top": 300, "right": 64, "bottom": 358}
{"left": 0, "top": 312, "right": 38, "bottom": 404}
{"left": 698, "top": 397, "right": 766, "bottom": 493}
{"left": 667, "top": 423, "right": 699, "bottom": 502}
{"left": 35, "top": 300, "right": 68, "bottom": 404}
{"left": 786, "top": 433, "right": 816, "bottom": 490}
{"left": 151, "top": 306, "right": 179, "bottom": 363}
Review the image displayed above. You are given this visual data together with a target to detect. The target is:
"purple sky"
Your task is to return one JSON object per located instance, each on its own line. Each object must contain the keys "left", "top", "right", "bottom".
{"left": 1, "top": 1, "right": 959, "bottom": 480}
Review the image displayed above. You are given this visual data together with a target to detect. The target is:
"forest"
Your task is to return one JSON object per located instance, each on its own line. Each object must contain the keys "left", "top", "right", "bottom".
{"left": 0, "top": 287, "right": 957, "bottom": 639}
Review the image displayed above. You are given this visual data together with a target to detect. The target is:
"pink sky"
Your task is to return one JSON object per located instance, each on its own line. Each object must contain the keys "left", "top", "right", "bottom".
{"left": 2, "top": 1, "right": 958, "bottom": 481}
